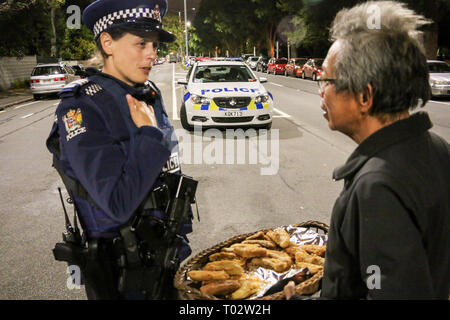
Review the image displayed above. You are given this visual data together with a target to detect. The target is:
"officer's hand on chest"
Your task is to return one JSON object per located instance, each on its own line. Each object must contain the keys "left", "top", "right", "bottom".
{"left": 126, "top": 94, "right": 157, "bottom": 128}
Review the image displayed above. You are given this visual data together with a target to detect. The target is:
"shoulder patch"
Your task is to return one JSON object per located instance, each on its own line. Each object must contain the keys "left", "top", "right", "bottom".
{"left": 62, "top": 108, "right": 87, "bottom": 141}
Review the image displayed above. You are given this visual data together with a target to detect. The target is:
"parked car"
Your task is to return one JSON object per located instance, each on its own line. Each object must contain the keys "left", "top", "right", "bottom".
{"left": 242, "top": 53, "right": 254, "bottom": 62}
{"left": 428, "top": 60, "right": 450, "bottom": 97}
{"left": 285, "top": 58, "right": 308, "bottom": 77}
{"left": 266, "top": 58, "right": 288, "bottom": 75}
{"left": 301, "top": 58, "right": 324, "bottom": 81}
{"left": 71, "top": 64, "right": 87, "bottom": 78}
{"left": 247, "top": 56, "right": 260, "bottom": 70}
{"left": 255, "top": 57, "right": 269, "bottom": 73}
{"left": 29, "top": 63, "right": 80, "bottom": 100}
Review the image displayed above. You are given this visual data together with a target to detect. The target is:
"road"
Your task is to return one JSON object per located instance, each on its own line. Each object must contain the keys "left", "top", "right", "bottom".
{"left": 0, "top": 62, "right": 448, "bottom": 299}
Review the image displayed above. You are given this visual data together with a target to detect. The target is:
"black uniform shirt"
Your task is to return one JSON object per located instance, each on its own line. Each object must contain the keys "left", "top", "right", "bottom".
{"left": 321, "top": 112, "right": 450, "bottom": 299}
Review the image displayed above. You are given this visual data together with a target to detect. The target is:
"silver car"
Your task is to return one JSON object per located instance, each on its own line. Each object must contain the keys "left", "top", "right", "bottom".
{"left": 247, "top": 56, "right": 260, "bottom": 70}
{"left": 29, "top": 63, "right": 80, "bottom": 100}
{"left": 428, "top": 60, "right": 450, "bottom": 97}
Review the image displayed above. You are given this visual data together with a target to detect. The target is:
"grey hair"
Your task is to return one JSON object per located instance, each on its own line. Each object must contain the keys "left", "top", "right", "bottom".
{"left": 329, "top": 1, "right": 432, "bottom": 115}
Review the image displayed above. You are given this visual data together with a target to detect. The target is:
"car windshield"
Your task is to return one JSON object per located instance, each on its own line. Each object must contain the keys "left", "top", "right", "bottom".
{"left": 295, "top": 60, "right": 306, "bottom": 66}
{"left": 250, "top": 57, "right": 259, "bottom": 62}
{"left": 428, "top": 62, "right": 450, "bottom": 73}
{"left": 193, "top": 65, "right": 256, "bottom": 83}
{"left": 276, "top": 59, "right": 288, "bottom": 64}
{"left": 32, "top": 66, "right": 64, "bottom": 76}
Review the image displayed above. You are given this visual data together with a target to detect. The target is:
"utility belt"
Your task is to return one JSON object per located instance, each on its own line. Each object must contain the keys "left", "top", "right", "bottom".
{"left": 53, "top": 171, "right": 198, "bottom": 299}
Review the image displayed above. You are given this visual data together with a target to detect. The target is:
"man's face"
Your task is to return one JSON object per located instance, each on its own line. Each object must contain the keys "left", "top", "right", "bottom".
{"left": 319, "top": 40, "right": 364, "bottom": 139}
{"left": 104, "top": 32, "right": 158, "bottom": 85}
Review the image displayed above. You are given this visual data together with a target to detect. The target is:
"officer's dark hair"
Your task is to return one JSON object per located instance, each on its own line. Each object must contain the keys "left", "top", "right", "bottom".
{"left": 96, "top": 27, "right": 158, "bottom": 59}
{"left": 329, "top": 1, "right": 432, "bottom": 120}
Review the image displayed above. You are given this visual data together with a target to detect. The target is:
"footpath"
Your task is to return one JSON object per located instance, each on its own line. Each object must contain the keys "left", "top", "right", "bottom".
{"left": 0, "top": 88, "right": 34, "bottom": 111}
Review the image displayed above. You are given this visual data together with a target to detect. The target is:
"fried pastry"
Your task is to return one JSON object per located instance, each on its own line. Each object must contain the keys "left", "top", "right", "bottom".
{"left": 301, "top": 244, "right": 326, "bottom": 257}
{"left": 200, "top": 280, "right": 241, "bottom": 296}
{"left": 233, "top": 244, "right": 267, "bottom": 258}
{"left": 188, "top": 270, "right": 230, "bottom": 281}
{"left": 221, "top": 247, "right": 235, "bottom": 253}
{"left": 249, "top": 257, "right": 291, "bottom": 273}
{"left": 242, "top": 239, "right": 277, "bottom": 249}
{"left": 245, "top": 231, "right": 272, "bottom": 241}
{"left": 209, "top": 252, "right": 238, "bottom": 261}
{"left": 266, "top": 250, "right": 293, "bottom": 266}
{"left": 266, "top": 228, "right": 290, "bottom": 248}
{"left": 295, "top": 251, "right": 324, "bottom": 266}
{"left": 295, "top": 262, "right": 323, "bottom": 275}
{"left": 203, "top": 260, "right": 244, "bottom": 276}
{"left": 230, "top": 280, "right": 262, "bottom": 300}
{"left": 283, "top": 246, "right": 306, "bottom": 258}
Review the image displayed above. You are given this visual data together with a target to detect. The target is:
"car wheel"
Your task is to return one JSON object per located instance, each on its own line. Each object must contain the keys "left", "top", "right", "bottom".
{"left": 33, "top": 94, "right": 40, "bottom": 100}
{"left": 180, "top": 104, "right": 193, "bottom": 131}
{"left": 285, "top": 70, "right": 288, "bottom": 77}
{"left": 312, "top": 73, "right": 317, "bottom": 81}
{"left": 265, "top": 121, "right": 272, "bottom": 130}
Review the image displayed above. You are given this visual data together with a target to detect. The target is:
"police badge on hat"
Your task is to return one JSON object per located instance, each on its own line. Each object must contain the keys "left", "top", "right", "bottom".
{"left": 82, "top": 0, "right": 176, "bottom": 42}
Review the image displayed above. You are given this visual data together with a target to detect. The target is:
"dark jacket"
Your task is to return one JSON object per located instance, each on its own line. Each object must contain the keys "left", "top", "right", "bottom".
{"left": 46, "top": 70, "right": 192, "bottom": 260}
{"left": 321, "top": 112, "right": 450, "bottom": 299}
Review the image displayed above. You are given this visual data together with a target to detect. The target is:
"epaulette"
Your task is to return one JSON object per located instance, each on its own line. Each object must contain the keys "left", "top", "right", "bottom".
{"left": 58, "top": 78, "right": 91, "bottom": 98}
{"left": 59, "top": 79, "right": 104, "bottom": 99}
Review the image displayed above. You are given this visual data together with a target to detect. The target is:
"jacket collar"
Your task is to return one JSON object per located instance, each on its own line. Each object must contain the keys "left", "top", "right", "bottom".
{"left": 86, "top": 67, "right": 147, "bottom": 96}
{"left": 332, "top": 111, "right": 433, "bottom": 181}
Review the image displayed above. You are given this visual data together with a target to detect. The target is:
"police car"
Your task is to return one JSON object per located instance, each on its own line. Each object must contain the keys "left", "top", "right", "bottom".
{"left": 178, "top": 61, "right": 273, "bottom": 130}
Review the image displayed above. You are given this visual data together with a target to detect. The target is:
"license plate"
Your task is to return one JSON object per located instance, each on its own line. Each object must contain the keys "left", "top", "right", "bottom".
{"left": 224, "top": 111, "right": 243, "bottom": 117}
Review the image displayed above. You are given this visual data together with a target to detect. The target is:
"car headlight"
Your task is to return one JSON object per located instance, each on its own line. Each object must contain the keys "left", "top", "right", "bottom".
{"left": 254, "top": 94, "right": 270, "bottom": 104}
{"left": 191, "top": 94, "right": 210, "bottom": 104}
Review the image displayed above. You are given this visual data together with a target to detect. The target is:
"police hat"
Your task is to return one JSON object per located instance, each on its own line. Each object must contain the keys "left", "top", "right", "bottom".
{"left": 82, "top": 0, "right": 176, "bottom": 42}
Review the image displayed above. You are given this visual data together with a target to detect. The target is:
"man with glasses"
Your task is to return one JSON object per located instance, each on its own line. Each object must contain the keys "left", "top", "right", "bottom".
{"left": 286, "top": 1, "right": 449, "bottom": 299}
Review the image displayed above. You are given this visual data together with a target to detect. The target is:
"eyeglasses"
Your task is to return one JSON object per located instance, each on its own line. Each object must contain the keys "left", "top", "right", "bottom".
{"left": 317, "top": 78, "right": 336, "bottom": 91}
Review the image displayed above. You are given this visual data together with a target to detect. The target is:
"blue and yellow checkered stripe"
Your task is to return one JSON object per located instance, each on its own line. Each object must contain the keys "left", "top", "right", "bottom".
{"left": 185, "top": 90, "right": 270, "bottom": 111}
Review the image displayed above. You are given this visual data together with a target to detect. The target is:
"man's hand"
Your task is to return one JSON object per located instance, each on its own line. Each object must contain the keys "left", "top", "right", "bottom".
{"left": 284, "top": 281, "right": 296, "bottom": 300}
{"left": 126, "top": 94, "right": 157, "bottom": 128}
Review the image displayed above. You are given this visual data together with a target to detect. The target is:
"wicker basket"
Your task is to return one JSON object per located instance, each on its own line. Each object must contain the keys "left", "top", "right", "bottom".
{"left": 174, "top": 220, "right": 329, "bottom": 300}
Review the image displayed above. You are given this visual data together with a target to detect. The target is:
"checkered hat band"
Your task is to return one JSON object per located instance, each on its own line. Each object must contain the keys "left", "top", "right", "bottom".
{"left": 93, "top": 7, "right": 162, "bottom": 37}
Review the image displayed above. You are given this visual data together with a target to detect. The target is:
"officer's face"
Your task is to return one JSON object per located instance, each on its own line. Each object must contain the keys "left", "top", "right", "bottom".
{"left": 102, "top": 32, "right": 158, "bottom": 85}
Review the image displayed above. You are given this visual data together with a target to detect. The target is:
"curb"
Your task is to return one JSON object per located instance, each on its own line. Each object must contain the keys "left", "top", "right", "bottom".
{"left": 0, "top": 96, "right": 34, "bottom": 110}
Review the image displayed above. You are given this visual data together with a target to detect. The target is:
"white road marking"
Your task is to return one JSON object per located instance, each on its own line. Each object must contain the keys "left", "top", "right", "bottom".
{"left": 14, "top": 101, "right": 39, "bottom": 109}
{"left": 273, "top": 108, "right": 291, "bottom": 118}
{"left": 269, "top": 83, "right": 284, "bottom": 87}
{"left": 21, "top": 113, "right": 34, "bottom": 119}
{"left": 172, "top": 63, "right": 179, "bottom": 120}
{"left": 430, "top": 100, "right": 450, "bottom": 106}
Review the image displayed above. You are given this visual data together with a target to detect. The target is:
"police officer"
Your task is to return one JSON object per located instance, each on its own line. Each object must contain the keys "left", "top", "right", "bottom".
{"left": 46, "top": 0, "right": 193, "bottom": 300}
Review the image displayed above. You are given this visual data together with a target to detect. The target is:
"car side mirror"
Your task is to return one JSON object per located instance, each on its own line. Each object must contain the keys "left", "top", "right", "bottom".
{"left": 177, "top": 79, "right": 188, "bottom": 85}
{"left": 259, "top": 77, "right": 268, "bottom": 83}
